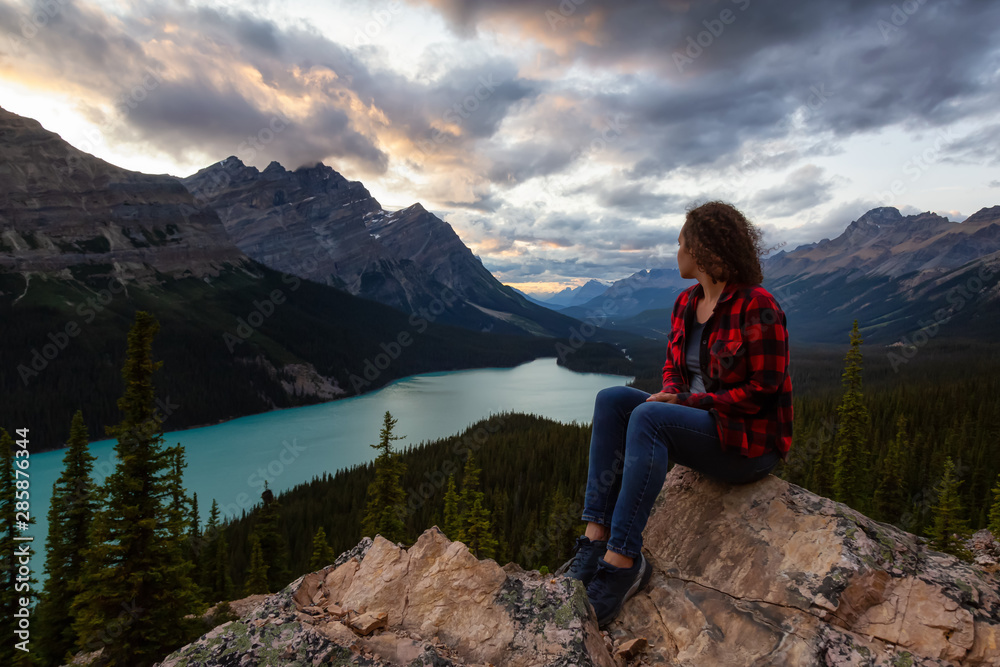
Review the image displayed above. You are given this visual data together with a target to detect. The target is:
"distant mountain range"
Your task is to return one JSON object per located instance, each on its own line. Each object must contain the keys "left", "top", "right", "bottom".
{"left": 765, "top": 206, "right": 1000, "bottom": 280}
{"left": 550, "top": 207, "right": 1000, "bottom": 345}
{"left": 533, "top": 280, "right": 611, "bottom": 308}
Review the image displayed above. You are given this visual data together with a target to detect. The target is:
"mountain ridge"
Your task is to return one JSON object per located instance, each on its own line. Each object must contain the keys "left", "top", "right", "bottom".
{"left": 560, "top": 207, "right": 1000, "bottom": 345}
{"left": 0, "top": 105, "right": 248, "bottom": 282}
{"left": 181, "top": 155, "right": 607, "bottom": 339}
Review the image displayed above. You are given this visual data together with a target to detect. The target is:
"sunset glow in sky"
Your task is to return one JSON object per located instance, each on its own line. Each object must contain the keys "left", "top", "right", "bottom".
{"left": 1, "top": 0, "right": 998, "bottom": 291}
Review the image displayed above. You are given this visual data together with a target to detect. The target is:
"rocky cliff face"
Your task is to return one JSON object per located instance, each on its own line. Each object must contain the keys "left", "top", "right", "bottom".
{"left": 181, "top": 158, "right": 525, "bottom": 316}
{"left": 0, "top": 106, "right": 248, "bottom": 282}
{"left": 156, "top": 467, "right": 1000, "bottom": 667}
{"left": 180, "top": 157, "right": 387, "bottom": 291}
{"left": 365, "top": 202, "right": 525, "bottom": 313}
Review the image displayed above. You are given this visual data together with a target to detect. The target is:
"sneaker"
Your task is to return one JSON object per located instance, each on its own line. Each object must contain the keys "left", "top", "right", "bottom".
{"left": 555, "top": 535, "right": 607, "bottom": 586}
{"left": 585, "top": 552, "right": 653, "bottom": 629}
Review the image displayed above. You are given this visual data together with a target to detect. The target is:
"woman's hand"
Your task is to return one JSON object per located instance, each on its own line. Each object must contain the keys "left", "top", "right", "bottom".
{"left": 646, "top": 392, "right": 679, "bottom": 403}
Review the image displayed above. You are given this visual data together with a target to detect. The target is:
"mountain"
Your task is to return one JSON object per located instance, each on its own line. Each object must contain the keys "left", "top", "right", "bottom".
{"left": 509, "top": 286, "right": 556, "bottom": 309}
{"left": 542, "top": 279, "right": 612, "bottom": 307}
{"left": 0, "top": 108, "right": 246, "bottom": 280}
{"left": 0, "top": 106, "right": 614, "bottom": 451}
{"left": 764, "top": 206, "right": 1000, "bottom": 281}
{"left": 180, "top": 158, "right": 593, "bottom": 338}
{"left": 559, "top": 268, "right": 692, "bottom": 321}
{"left": 762, "top": 206, "right": 1000, "bottom": 344}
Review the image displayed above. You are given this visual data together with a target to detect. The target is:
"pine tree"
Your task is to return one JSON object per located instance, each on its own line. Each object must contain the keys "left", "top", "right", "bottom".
{"left": 244, "top": 534, "right": 269, "bottom": 595}
{"left": 164, "top": 443, "right": 202, "bottom": 604}
{"left": 463, "top": 496, "right": 499, "bottom": 560}
{"left": 213, "top": 532, "right": 233, "bottom": 601}
{"left": 361, "top": 411, "right": 408, "bottom": 544}
{"left": 36, "top": 410, "right": 98, "bottom": 667}
{"left": 442, "top": 475, "right": 463, "bottom": 541}
{"left": 201, "top": 499, "right": 225, "bottom": 601}
{"left": 929, "top": 457, "right": 973, "bottom": 560}
{"left": 309, "top": 526, "right": 336, "bottom": 570}
{"left": 808, "top": 433, "right": 836, "bottom": 499}
{"left": 254, "top": 482, "right": 291, "bottom": 592}
{"left": 523, "top": 487, "right": 576, "bottom": 568}
{"left": 457, "top": 452, "right": 498, "bottom": 559}
{"left": 70, "top": 311, "right": 205, "bottom": 667}
{"left": 873, "top": 415, "right": 909, "bottom": 524}
{"left": 833, "top": 320, "right": 871, "bottom": 508}
{"left": 188, "top": 491, "right": 201, "bottom": 566}
{"left": 986, "top": 474, "right": 1000, "bottom": 539}
{"left": 1, "top": 427, "right": 38, "bottom": 666}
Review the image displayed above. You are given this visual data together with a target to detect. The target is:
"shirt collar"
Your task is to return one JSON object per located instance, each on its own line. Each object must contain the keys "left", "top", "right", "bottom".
{"left": 693, "top": 281, "right": 742, "bottom": 304}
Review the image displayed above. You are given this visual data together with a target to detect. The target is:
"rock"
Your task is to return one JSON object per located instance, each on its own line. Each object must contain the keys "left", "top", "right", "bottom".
{"left": 615, "top": 637, "right": 648, "bottom": 659}
{"left": 349, "top": 611, "right": 389, "bottom": 635}
{"left": 969, "top": 529, "right": 1000, "bottom": 574}
{"left": 155, "top": 468, "right": 1000, "bottom": 666}
{"left": 209, "top": 593, "right": 267, "bottom": 619}
{"left": 325, "top": 602, "right": 348, "bottom": 619}
{"left": 619, "top": 466, "right": 1000, "bottom": 666}
{"left": 334, "top": 535, "right": 375, "bottom": 568}
{"left": 156, "top": 526, "right": 612, "bottom": 666}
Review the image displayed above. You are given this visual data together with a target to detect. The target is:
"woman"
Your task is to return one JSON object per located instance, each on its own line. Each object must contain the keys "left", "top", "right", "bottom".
{"left": 560, "top": 201, "right": 793, "bottom": 629}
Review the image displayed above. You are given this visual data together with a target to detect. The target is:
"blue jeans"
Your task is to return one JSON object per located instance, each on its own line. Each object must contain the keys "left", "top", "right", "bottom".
{"left": 581, "top": 386, "right": 780, "bottom": 559}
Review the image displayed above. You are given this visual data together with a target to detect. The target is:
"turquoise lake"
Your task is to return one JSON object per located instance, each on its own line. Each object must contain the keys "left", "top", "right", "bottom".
{"left": 25, "top": 357, "right": 632, "bottom": 584}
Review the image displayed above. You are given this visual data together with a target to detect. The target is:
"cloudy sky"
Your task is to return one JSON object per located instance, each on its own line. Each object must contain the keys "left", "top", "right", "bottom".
{"left": 1, "top": 0, "right": 998, "bottom": 293}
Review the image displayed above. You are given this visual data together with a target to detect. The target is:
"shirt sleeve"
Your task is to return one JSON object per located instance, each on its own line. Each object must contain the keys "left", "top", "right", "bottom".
{"left": 673, "top": 294, "right": 789, "bottom": 415}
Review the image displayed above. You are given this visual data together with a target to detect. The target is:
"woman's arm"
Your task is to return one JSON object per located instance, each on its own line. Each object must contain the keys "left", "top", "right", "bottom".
{"left": 660, "top": 292, "right": 688, "bottom": 394}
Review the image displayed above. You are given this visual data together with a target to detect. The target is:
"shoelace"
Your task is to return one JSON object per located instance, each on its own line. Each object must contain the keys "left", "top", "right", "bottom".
{"left": 587, "top": 560, "right": 616, "bottom": 599}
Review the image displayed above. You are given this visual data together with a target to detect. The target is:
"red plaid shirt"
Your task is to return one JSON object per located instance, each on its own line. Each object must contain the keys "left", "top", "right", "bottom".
{"left": 661, "top": 281, "right": 794, "bottom": 459}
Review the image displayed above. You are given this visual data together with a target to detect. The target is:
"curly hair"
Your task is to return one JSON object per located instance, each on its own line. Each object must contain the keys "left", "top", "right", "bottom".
{"left": 681, "top": 201, "right": 765, "bottom": 286}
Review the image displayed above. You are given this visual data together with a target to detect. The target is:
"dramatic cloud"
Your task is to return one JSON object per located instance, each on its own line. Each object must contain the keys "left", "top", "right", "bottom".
{"left": 751, "top": 165, "right": 836, "bottom": 218}
{"left": 941, "top": 123, "right": 1000, "bottom": 168}
{"left": 1, "top": 0, "right": 997, "bottom": 285}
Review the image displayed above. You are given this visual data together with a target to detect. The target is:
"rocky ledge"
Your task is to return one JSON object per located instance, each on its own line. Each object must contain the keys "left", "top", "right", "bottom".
{"left": 156, "top": 467, "right": 1000, "bottom": 666}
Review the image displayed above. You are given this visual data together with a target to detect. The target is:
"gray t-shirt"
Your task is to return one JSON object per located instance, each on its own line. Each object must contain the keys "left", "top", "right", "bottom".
{"left": 686, "top": 318, "right": 706, "bottom": 393}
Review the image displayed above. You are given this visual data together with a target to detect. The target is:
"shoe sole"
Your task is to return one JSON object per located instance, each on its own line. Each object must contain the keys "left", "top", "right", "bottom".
{"left": 596, "top": 554, "right": 653, "bottom": 629}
